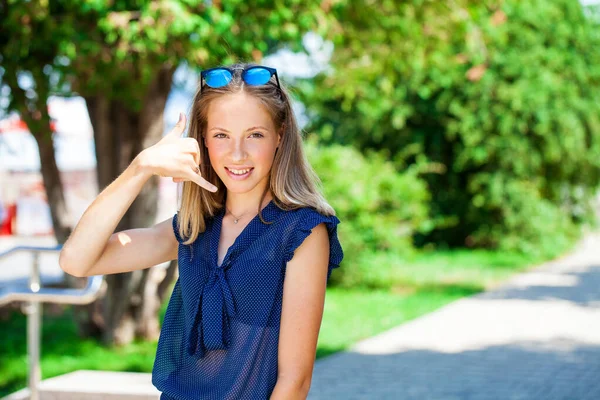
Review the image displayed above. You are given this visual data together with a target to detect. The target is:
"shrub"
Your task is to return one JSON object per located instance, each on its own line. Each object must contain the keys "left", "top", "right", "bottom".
{"left": 299, "top": 0, "right": 600, "bottom": 253}
{"left": 305, "top": 138, "right": 431, "bottom": 287}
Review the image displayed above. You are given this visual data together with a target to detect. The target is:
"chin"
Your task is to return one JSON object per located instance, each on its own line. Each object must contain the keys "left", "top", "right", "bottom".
{"left": 225, "top": 185, "right": 257, "bottom": 194}
{"left": 221, "top": 174, "right": 269, "bottom": 195}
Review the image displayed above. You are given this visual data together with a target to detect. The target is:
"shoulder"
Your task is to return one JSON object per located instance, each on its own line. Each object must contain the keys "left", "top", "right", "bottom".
{"left": 282, "top": 206, "right": 340, "bottom": 225}
{"left": 292, "top": 207, "right": 340, "bottom": 237}
{"left": 282, "top": 206, "right": 342, "bottom": 264}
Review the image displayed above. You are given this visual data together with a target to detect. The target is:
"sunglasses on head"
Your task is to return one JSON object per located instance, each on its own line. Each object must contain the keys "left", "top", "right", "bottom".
{"left": 200, "top": 65, "right": 281, "bottom": 92}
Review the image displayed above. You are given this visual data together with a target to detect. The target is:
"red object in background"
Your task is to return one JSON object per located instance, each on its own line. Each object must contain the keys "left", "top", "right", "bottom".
{"left": 0, "top": 203, "right": 17, "bottom": 235}
{"left": 0, "top": 116, "right": 57, "bottom": 133}
{"left": 0, "top": 115, "right": 56, "bottom": 237}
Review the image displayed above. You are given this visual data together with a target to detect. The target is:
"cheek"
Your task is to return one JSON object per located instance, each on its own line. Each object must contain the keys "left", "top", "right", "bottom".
{"left": 251, "top": 144, "right": 277, "bottom": 166}
{"left": 206, "top": 142, "right": 226, "bottom": 160}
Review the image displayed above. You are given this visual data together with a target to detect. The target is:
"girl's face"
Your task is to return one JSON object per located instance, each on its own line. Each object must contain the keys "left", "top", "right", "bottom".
{"left": 205, "top": 91, "right": 281, "bottom": 197}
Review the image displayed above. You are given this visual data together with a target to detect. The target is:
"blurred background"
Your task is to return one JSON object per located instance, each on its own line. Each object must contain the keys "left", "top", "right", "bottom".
{"left": 1, "top": 0, "right": 599, "bottom": 398}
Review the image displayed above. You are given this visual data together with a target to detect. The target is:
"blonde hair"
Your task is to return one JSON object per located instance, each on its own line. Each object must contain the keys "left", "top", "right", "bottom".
{"left": 176, "top": 62, "right": 336, "bottom": 245}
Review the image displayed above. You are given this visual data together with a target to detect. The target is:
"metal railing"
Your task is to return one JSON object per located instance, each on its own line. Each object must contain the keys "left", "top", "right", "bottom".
{"left": 0, "top": 245, "right": 105, "bottom": 400}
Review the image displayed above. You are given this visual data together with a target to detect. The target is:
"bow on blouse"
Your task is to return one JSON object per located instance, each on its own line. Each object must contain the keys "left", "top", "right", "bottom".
{"left": 187, "top": 267, "right": 236, "bottom": 358}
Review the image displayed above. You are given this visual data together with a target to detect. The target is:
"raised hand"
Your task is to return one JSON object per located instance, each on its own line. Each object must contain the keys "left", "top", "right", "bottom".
{"left": 139, "top": 113, "right": 217, "bottom": 192}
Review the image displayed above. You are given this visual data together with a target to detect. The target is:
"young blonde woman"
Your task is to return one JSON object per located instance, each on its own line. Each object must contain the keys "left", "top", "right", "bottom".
{"left": 59, "top": 63, "right": 344, "bottom": 399}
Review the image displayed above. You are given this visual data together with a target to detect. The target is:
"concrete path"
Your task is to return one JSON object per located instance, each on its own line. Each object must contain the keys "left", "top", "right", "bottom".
{"left": 308, "top": 233, "right": 600, "bottom": 400}
{"left": 3, "top": 370, "right": 160, "bottom": 400}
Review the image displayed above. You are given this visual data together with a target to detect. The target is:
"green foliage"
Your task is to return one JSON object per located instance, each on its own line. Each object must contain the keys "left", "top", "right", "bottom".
{"left": 299, "top": 0, "right": 600, "bottom": 252}
{"left": 466, "top": 173, "right": 582, "bottom": 257}
{"left": 305, "top": 138, "right": 431, "bottom": 287}
{"left": 1, "top": 0, "right": 335, "bottom": 111}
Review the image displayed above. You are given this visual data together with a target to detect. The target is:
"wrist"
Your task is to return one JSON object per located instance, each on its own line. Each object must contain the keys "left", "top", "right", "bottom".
{"left": 270, "top": 379, "right": 309, "bottom": 400}
{"left": 132, "top": 150, "right": 154, "bottom": 180}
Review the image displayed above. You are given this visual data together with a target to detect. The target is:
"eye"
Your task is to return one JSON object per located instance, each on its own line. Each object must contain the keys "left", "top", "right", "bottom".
{"left": 213, "top": 133, "right": 227, "bottom": 138}
{"left": 250, "top": 132, "right": 264, "bottom": 138}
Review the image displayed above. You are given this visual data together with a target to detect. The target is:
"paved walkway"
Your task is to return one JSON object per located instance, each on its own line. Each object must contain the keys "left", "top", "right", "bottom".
{"left": 308, "top": 233, "right": 600, "bottom": 400}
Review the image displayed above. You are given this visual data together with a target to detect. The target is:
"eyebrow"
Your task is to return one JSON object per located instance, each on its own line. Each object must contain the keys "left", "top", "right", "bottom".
{"left": 209, "top": 126, "right": 270, "bottom": 133}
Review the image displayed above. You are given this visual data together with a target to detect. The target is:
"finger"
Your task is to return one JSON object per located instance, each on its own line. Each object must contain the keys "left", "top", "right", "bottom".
{"left": 182, "top": 138, "right": 201, "bottom": 165}
{"left": 168, "top": 112, "right": 187, "bottom": 138}
{"left": 193, "top": 138, "right": 201, "bottom": 165}
{"left": 184, "top": 155, "right": 201, "bottom": 173}
{"left": 186, "top": 168, "right": 218, "bottom": 192}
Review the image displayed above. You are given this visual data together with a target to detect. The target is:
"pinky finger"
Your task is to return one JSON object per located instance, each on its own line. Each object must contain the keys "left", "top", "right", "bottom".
{"left": 188, "top": 171, "right": 218, "bottom": 192}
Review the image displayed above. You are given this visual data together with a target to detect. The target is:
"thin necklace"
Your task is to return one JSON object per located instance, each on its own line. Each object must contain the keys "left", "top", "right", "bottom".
{"left": 226, "top": 199, "right": 270, "bottom": 224}
{"left": 226, "top": 206, "right": 253, "bottom": 224}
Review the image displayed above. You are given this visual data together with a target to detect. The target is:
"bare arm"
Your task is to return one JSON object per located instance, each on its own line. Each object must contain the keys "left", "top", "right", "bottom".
{"left": 59, "top": 159, "right": 167, "bottom": 277}
{"left": 271, "top": 223, "right": 330, "bottom": 400}
{"left": 59, "top": 113, "right": 217, "bottom": 277}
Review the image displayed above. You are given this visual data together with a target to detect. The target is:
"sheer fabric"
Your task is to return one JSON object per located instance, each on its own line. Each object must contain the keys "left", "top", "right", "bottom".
{"left": 152, "top": 200, "right": 344, "bottom": 399}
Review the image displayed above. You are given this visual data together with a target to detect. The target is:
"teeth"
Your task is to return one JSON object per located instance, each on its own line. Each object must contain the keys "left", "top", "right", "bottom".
{"left": 228, "top": 168, "right": 251, "bottom": 175}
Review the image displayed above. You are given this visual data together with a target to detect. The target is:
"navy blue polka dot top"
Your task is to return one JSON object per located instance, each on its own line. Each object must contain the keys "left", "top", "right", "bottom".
{"left": 152, "top": 199, "right": 344, "bottom": 400}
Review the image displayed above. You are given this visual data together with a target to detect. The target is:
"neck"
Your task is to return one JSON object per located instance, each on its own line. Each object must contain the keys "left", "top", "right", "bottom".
{"left": 225, "top": 192, "right": 273, "bottom": 219}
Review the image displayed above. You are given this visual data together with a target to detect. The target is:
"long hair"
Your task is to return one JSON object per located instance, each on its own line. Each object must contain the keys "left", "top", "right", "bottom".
{"left": 176, "top": 62, "right": 336, "bottom": 245}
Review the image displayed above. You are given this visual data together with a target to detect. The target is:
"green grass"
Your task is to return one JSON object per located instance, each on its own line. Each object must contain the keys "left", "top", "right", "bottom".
{"left": 316, "top": 285, "right": 477, "bottom": 358}
{"left": 0, "top": 248, "right": 566, "bottom": 396}
{"left": 0, "top": 304, "right": 165, "bottom": 396}
{"left": 315, "top": 249, "right": 554, "bottom": 358}
{"left": 395, "top": 249, "right": 547, "bottom": 289}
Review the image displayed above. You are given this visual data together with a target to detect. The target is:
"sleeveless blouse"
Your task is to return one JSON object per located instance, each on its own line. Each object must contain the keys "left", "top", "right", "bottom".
{"left": 152, "top": 199, "right": 344, "bottom": 399}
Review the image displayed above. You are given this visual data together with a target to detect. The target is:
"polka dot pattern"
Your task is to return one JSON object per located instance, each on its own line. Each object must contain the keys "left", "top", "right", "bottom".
{"left": 152, "top": 199, "right": 344, "bottom": 399}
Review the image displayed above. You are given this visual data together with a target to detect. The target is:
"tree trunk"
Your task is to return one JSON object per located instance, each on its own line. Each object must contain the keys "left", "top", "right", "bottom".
{"left": 29, "top": 116, "right": 72, "bottom": 243}
{"left": 5, "top": 69, "right": 71, "bottom": 243}
{"left": 77, "top": 64, "right": 179, "bottom": 345}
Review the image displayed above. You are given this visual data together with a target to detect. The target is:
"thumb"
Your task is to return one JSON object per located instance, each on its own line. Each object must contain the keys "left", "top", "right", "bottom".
{"left": 170, "top": 112, "right": 187, "bottom": 137}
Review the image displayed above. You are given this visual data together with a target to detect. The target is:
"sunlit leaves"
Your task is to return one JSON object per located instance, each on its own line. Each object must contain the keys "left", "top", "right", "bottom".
{"left": 2, "top": 0, "right": 333, "bottom": 110}
{"left": 300, "top": 0, "right": 600, "bottom": 252}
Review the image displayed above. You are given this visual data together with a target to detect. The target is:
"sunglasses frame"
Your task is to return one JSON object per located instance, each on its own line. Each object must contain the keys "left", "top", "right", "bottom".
{"left": 200, "top": 65, "right": 281, "bottom": 92}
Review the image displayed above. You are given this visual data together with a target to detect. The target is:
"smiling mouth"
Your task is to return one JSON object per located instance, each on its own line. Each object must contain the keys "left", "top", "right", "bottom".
{"left": 225, "top": 166, "right": 254, "bottom": 179}
{"left": 226, "top": 167, "right": 253, "bottom": 174}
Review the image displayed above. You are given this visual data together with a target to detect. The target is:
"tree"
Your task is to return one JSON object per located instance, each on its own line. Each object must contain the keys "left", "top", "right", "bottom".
{"left": 1, "top": 0, "right": 335, "bottom": 345}
{"left": 1, "top": 1, "right": 73, "bottom": 242}
{"left": 299, "top": 0, "right": 600, "bottom": 255}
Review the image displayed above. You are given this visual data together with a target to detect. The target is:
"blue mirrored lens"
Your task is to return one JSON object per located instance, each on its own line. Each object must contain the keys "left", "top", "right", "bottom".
{"left": 205, "top": 69, "right": 232, "bottom": 88}
{"left": 244, "top": 68, "right": 272, "bottom": 85}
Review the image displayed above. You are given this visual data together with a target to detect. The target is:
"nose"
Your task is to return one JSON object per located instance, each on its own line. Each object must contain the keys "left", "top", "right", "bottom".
{"left": 230, "top": 137, "right": 247, "bottom": 162}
